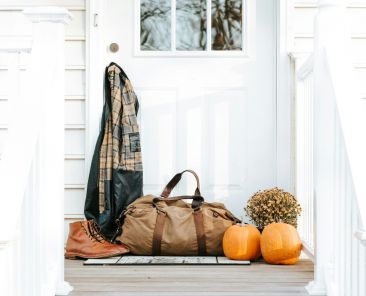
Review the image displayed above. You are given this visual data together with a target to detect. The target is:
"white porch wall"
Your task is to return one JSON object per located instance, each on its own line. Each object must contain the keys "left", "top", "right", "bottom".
{"left": 290, "top": 0, "right": 366, "bottom": 99}
{"left": 0, "top": 0, "right": 86, "bottom": 242}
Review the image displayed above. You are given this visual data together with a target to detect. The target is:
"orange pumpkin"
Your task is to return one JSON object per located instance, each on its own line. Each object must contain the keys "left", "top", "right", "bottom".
{"left": 223, "top": 224, "right": 261, "bottom": 261}
{"left": 260, "top": 223, "right": 302, "bottom": 265}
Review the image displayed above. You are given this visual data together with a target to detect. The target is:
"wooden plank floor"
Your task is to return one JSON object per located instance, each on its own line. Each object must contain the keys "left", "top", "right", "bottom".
{"left": 65, "top": 259, "right": 314, "bottom": 296}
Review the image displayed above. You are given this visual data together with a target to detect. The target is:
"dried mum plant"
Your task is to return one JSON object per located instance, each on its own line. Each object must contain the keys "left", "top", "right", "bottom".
{"left": 244, "top": 188, "right": 302, "bottom": 230}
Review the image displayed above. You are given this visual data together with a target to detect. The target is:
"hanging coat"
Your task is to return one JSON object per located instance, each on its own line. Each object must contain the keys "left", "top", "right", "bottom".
{"left": 84, "top": 62, "right": 143, "bottom": 239}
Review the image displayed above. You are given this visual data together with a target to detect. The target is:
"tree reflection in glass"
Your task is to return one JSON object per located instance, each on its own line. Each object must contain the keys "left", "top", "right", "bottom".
{"left": 211, "top": 0, "right": 242, "bottom": 50}
{"left": 140, "top": 0, "right": 171, "bottom": 51}
{"left": 176, "top": 0, "right": 207, "bottom": 51}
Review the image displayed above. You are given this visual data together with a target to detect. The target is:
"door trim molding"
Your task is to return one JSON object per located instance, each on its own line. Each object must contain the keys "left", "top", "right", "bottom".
{"left": 85, "top": 0, "right": 103, "bottom": 189}
{"left": 275, "top": 0, "right": 295, "bottom": 192}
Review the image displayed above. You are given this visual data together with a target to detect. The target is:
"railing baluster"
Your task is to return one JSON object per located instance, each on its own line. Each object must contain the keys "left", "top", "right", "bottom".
{"left": 293, "top": 54, "right": 315, "bottom": 260}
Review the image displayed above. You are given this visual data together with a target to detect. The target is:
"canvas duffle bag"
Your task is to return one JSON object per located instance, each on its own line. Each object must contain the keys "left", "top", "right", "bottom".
{"left": 115, "top": 170, "right": 240, "bottom": 256}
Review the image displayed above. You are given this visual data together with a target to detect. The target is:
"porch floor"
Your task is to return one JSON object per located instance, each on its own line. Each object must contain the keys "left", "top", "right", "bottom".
{"left": 65, "top": 258, "right": 314, "bottom": 296}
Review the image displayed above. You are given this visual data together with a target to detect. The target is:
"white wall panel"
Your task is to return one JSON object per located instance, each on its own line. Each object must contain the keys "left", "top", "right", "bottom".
{"left": 293, "top": 37, "right": 313, "bottom": 52}
{"left": 137, "top": 88, "right": 177, "bottom": 194}
{"left": 64, "top": 188, "right": 85, "bottom": 214}
{"left": 353, "top": 68, "right": 366, "bottom": 97}
{"left": 65, "top": 100, "right": 85, "bottom": 125}
{"left": 347, "top": 8, "right": 366, "bottom": 34}
{"left": 136, "top": 86, "right": 250, "bottom": 216}
{"left": 292, "top": 7, "right": 317, "bottom": 35}
{"left": 65, "top": 69, "right": 85, "bottom": 95}
{"left": 206, "top": 89, "right": 247, "bottom": 201}
{"left": 178, "top": 89, "right": 205, "bottom": 191}
{"left": 64, "top": 129, "right": 85, "bottom": 155}
{"left": 0, "top": 129, "right": 8, "bottom": 156}
{"left": 65, "top": 10, "right": 85, "bottom": 37}
{"left": 351, "top": 38, "right": 366, "bottom": 62}
{"left": 0, "top": 70, "right": 9, "bottom": 95}
{"left": 0, "top": 100, "right": 8, "bottom": 125}
{"left": 65, "top": 41, "right": 85, "bottom": 66}
{"left": 64, "top": 159, "right": 85, "bottom": 185}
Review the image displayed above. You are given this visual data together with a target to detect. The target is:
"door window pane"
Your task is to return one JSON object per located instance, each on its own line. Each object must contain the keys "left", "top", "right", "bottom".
{"left": 176, "top": 0, "right": 207, "bottom": 51}
{"left": 140, "top": 0, "right": 171, "bottom": 51}
{"left": 211, "top": 0, "right": 243, "bottom": 50}
{"left": 138, "top": 0, "right": 246, "bottom": 53}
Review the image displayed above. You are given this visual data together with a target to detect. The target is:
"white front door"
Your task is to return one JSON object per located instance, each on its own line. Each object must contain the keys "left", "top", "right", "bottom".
{"left": 92, "top": 0, "right": 276, "bottom": 218}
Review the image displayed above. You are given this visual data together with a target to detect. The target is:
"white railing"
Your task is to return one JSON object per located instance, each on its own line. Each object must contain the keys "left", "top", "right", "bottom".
{"left": 293, "top": 54, "right": 315, "bottom": 260}
{"left": 0, "top": 7, "right": 73, "bottom": 296}
{"left": 292, "top": 1, "right": 366, "bottom": 295}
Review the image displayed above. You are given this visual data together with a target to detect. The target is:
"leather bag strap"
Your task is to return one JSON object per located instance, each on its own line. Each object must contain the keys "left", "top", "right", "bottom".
{"left": 153, "top": 195, "right": 204, "bottom": 210}
{"left": 152, "top": 211, "right": 166, "bottom": 255}
{"left": 161, "top": 170, "right": 201, "bottom": 198}
{"left": 193, "top": 210, "right": 207, "bottom": 256}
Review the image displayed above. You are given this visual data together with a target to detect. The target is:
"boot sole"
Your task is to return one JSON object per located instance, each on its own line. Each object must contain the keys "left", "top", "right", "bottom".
{"left": 65, "top": 251, "right": 128, "bottom": 260}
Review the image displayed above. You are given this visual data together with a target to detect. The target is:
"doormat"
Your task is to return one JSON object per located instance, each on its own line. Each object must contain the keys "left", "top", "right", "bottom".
{"left": 83, "top": 256, "right": 250, "bottom": 266}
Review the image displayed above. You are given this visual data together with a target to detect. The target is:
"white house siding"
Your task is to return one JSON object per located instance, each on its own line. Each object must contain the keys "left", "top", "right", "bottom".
{"left": 0, "top": 0, "right": 86, "bottom": 242}
{"left": 290, "top": 0, "right": 366, "bottom": 99}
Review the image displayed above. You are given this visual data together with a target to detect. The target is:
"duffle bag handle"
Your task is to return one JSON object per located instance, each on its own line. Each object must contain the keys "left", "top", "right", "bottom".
{"left": 153, "top": 195, "right": 204, "bottom": 210}
{"left": 160, "top": 170, "right": 201, "bottom": 198}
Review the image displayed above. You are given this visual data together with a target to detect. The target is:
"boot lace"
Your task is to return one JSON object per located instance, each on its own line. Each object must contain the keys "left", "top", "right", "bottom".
{"left": 81, "top": 220, "right": 107, "bottom": 243}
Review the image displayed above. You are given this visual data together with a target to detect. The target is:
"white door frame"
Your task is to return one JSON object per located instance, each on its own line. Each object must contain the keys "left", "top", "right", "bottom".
{"left": 85, "top": 0, "right": 104, "bottom": 182}
{"left": 84, "top": 0, "right": 294, "bottom": 193}
{"left": 275, "top": 0, "right": 294, "bottom": 193}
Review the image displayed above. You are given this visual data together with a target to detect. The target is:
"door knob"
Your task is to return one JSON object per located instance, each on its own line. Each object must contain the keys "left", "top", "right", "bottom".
{"left": 109, "top": 43, "right": 119, "bottom": 53}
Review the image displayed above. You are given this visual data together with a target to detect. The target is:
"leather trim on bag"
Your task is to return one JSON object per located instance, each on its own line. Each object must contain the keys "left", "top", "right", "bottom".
{"left": 193, "top": 210, "right": 207, "bottom": 256}
{"left": 152, "top": 210, "right": 166, "bottom": 255}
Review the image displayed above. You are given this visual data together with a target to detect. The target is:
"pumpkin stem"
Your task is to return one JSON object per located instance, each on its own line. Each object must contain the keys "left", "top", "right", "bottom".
{"left": 241, "top": 215, "right": 245, "bottom": 226}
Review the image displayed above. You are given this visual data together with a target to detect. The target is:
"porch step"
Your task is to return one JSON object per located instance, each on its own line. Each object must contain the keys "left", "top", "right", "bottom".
{"left": 66, "top": 259, "right": 314, "bottom": 296}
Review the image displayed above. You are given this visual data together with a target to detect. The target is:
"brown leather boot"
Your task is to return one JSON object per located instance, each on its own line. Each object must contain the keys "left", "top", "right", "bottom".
{"left": 65, "top": 220, "right": 129, "bottom": 259}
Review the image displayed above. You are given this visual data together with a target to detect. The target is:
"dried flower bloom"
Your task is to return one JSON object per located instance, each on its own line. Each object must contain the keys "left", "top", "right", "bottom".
{"left": 244, "top": 188, "right": 302, "bottom": 229}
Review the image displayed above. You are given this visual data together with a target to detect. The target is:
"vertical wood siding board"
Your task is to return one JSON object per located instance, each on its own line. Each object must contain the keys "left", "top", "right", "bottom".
{"left": 333, "top": 117, "right": 340, "bottom": 290}
{"left": 343, "top": 151, "right": 349, "bottom": 295}
{"left": 352, "top": 189, "right": 361, "bottom": 296}
{"left": 345, "top": 165, "right": 351, "bottom": 295}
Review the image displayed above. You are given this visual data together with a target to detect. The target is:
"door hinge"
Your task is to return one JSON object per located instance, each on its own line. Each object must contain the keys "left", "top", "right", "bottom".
{"left": 94, "top": 13, "right": 99, "bottom": 27}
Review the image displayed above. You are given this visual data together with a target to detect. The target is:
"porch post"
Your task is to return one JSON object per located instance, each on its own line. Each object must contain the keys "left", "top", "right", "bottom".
{"left": 23, "top": 7, "right": 73, "bottom": 295}
{"left": 306, "top": 0, "right": 346, "bottom": 295}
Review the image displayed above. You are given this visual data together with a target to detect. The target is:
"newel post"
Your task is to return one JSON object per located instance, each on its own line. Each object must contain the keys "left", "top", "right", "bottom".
{"left": 23, "top": 7, "right": 73, "bottom": 295}
{"left": 306, "top": 0, "right": 346, "bottom": 295}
